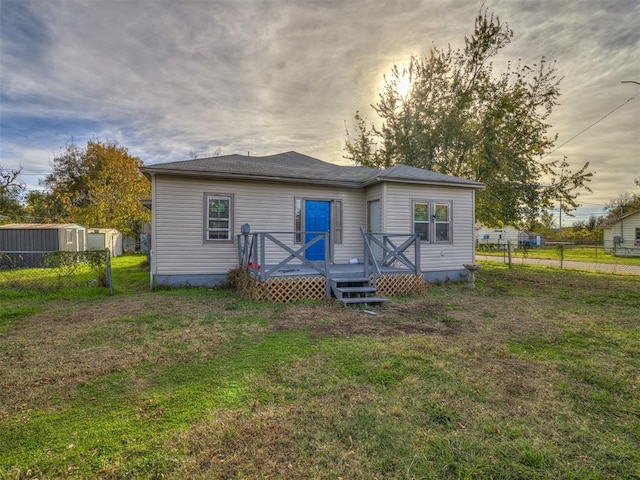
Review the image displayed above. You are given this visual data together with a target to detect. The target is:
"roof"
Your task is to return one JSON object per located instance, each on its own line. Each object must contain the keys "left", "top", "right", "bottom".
{"left": 601, "top": 208, "right": 640, "bottom": 227}
{"left": 141, "top": 151, "right": 485, "bottom": 189}
{"left": 0, "top": 223, "right": 86, "bottom": 230}
{"left": 87, "top": 228, "right": 121, "bottom": 233}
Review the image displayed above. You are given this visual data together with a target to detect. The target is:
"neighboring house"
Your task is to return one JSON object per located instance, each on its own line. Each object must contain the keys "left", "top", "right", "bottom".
{"left": 0, "top": 223, "right": 87, "bottom": 268}
{"left": 602, "top": 209, "right": 640, "bottom": 257}
{"left": 476, "top": 224, "right": 543, "bottom": 247}
{"left": 141, "top": 151, "right": 485, "bottom": 293}
{"left": 87, "top": 228, "right": 123, "bottom": 256}
{"left": 475, "top": 224, "right": 520, "bottom": 245}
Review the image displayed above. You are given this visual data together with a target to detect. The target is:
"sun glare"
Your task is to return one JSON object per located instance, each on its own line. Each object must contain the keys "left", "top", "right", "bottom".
{"left": 396, "top": 75, "right": 412, "bottom": 97}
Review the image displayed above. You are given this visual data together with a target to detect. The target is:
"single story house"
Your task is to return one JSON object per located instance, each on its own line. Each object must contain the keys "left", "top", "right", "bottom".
{"left": 0, "top": 223, "right": 87, "bottom": 268}
{"left": 141, "top": 151, "right": 485, "bottom": 299}
{"left": 87, "top": 228, "right": 123, "bottom": 256}
{"left": 602, "top": 209, "right": 640, "bottom": 257}
{"left": 475, "top": 224, "right": 543, "bottom": 246}
{"left": 475, "top": 224, "right": 519, "bottom": 245}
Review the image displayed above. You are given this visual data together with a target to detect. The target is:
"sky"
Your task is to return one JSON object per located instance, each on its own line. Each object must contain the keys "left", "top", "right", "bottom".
{"left": 1, "top": 0, "right": 639, "bottom": 225}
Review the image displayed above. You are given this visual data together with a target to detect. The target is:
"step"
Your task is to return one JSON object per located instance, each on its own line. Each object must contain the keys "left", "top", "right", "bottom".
{"left": 334, "top": 286, "right": 377, "bottom": 294}
{"left": 339, "top": 296, "right": 388, "bottom": 305}
{"left": 330, "top": 277, "right": 370, "bottom": 285}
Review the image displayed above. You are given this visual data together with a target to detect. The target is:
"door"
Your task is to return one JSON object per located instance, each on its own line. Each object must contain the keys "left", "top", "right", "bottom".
{"left": 305, "top": 200, "right": 331, "bottom": 261}
{"left": 367, "top": 200, "right": 382, "bottom": 261}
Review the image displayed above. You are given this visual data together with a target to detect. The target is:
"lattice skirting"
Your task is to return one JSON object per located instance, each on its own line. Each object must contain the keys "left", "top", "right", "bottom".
{"left": 376, "top": 273, "right": 427, "bottom": 297}
{"left": 244, "top": 273, "right": 426, "bottom": 303}
{"left": 250, "top": 276, "right": 327, "bottom": 303}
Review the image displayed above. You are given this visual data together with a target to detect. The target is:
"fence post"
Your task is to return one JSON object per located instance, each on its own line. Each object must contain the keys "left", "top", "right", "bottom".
{"left": 106, "top": 249, "right": 113, "bottom": 295}
{"left": 507, "top": 241, "right": 513, "bottom": 270}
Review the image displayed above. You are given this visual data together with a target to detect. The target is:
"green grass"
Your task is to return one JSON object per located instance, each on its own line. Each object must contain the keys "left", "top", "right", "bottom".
{"left": 1, "top": 260, "right": 639, "bottom": 479}
{"left": 478, "top": 245, "right": 640, "bottom": 265}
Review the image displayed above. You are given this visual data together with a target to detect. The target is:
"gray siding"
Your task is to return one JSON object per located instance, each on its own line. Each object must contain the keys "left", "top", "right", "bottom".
{"left": 383, "top": 183, "right": 476, "bottom": 273}
{"left": 151, "top": 176, "right": 366, "bottom": 277}
{"left": 0, "top": 228, "right": 59, "bottom": 251}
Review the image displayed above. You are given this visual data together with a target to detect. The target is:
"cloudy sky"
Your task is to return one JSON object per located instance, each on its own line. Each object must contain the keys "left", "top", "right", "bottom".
{"left": 1, "top": 0, "right": 638, "bottom": 223}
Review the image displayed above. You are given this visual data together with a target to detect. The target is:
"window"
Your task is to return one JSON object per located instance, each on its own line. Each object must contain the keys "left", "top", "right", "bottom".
{"left": 66, "top": 229, "right": 73, "bottom": 244}
{"left": 204, "top": 194, "right": 233, "bottom": 242}
{"left": 434, "top": 203, "right": 450, "bottom": 242}
{"left": 636, "top": 227, "right": 640, "bottom": 245}
{"left": 294, "top": 197, "right": 303, "bottom": 243}
{"left": 332, "top": 200, "right": 343, "bottom": 244}
{"left": 413, "top": 202, "right": 429, "bottom": 241}
{"left": 413, "top": 200, "right": 452, "bottom": 243}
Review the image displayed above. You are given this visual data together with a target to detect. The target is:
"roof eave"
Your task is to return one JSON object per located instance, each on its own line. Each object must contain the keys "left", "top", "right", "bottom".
{"left": 139, "top": 167, "right": 364, "bottom": 188}
{"left": 361, "top": 176, "right": 486, "bottom": 189}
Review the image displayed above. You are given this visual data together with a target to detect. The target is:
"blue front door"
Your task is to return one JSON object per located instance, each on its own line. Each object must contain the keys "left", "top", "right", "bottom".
{"left": 305, "top": 200, "right": 330, "bottom": 261}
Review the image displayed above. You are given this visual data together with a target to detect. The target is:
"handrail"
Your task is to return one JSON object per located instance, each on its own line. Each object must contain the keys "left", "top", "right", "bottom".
{"left": 237, "top": 232, "right": 330, "bottom": 294}
{"left": 360, "top": 227, "right": 382, "bottom": 281}
{"left": 361, "top": 229, "right": 421, "bottom": 275}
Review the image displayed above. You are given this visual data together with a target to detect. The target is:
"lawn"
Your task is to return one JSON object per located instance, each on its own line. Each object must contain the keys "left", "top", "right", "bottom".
{"left": 1, "top": 256, "right": 639, "bottom": 479}
{"left": 477, "top": 244, "right": 640, "bottom": 266}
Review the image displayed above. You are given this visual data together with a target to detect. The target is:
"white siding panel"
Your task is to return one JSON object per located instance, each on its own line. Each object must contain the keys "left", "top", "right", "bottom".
{"left": 384, "top": 184, "right": 475, "bottom": 272}
{"left": 154, "top": 176, "right": 365, "bottom": 275}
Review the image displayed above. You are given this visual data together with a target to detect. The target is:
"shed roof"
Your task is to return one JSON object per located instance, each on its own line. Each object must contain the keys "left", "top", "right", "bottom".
{"left": 141, "top": 151, "right": 485, "bottom": 189}
{"left": 0, "top": 223, "right": 86, "bottom": 230}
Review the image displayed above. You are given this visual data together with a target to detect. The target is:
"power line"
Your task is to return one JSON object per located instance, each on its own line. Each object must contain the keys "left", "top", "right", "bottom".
{"left": 542, "top": 89, "right": 640, "bottom": 159}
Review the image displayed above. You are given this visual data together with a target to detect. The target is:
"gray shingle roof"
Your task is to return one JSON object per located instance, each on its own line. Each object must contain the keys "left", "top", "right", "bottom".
{"left": 141, "top": 151, "right": 485, "bottom": 189}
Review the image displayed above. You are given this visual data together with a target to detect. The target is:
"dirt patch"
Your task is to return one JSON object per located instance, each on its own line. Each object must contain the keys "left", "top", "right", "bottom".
{"left": 268, "top": 299, "right": 462, "bottom": 337}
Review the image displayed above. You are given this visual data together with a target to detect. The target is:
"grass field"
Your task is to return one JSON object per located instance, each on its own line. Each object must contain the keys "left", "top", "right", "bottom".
{"left": 477, "top": 245, "right": 640, "bottom": 266}
{"left": 1, "top": 256, "right": 639, "bottom": 479}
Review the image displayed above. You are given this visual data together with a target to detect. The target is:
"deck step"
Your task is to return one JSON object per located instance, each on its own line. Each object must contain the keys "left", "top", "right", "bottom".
{"left": 330, "top": 277, "right": 370, "bottom": 285}
{"left": 339, "top": 296, "right": 389, "bottom": 305}
{"left": 335, "top": 286, "right": 376, "bottom": 294}
{"left": 329, "top": 276, "right": 387, "bottom": 306}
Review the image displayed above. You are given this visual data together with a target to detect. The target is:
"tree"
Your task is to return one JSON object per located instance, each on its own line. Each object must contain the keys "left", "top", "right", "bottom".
{"left": 344, "top": 9, "right": 592, "bottom": 226}
{"left": 23, "top": 190, "right": 63, "bottom": 223}
{"left": 39, "top": 139, "right": 151, "bottom": 238}
{"left": 0, "top": 163, "right": 26, "bottom": 220}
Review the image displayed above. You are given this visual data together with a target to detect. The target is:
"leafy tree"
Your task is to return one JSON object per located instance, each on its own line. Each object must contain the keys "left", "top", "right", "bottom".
{"left": 0, "top": 163, "right": 26, "bottom": 220}
{"left": 39, "top": 139, "right": 150, "bottom": 238}
{"left": 23, "top": 190, "right": 63, "bottom": 223}
{"left": 344, "top": 9, "right": 592, "bottom": 226}
{"left": 603, "top": 178, "right": 640, "bottom": 219}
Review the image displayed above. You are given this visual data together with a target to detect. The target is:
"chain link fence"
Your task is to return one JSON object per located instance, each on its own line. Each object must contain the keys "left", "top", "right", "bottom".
{"left": 0, "top": 250, "right": 113, "bottom": 293}
{"left": 476, "top": 242, "right": 640, "bottom": 276}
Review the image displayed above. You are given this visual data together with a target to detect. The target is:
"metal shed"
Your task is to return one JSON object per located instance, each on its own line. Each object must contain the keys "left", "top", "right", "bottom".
{"left": 87, "top": 228, "right": 123, "bottom": 256}
{"left": 0, "top": 223, "right": 87, "bottom": 268}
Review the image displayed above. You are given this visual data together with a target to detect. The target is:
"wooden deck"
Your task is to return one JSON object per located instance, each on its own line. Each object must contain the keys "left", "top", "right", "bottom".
{"left": 237, "top": 230, "right": 426, "bottom": 303}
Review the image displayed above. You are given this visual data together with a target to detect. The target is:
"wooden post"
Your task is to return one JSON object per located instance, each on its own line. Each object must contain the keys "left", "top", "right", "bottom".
{"left": 507, "top": 241, "right": 513, "bottom": 270}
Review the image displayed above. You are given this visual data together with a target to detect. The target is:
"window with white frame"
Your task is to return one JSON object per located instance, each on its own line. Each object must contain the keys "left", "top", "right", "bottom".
{"left": 413, "top": 200, "right": 452, "bottom": 243}
{"left": 204, "top": 194, "right": 233, "bottom": 241}
{"left": 66, "top": 229, "right": 73, "bottom": 244}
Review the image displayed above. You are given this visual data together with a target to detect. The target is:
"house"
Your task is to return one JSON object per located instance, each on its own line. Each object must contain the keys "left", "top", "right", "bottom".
{"left": 602, "top": 209, "right": 640, "bottom": 257}
{"left": 87, "top": 228, "right": 123, "bottom": 256}
{"left": 475, "top": 224, "right": 543, "bottom": 247}
{"left": 475, "top": 224, "right": 520, "bottom": 246}
{"left": 0, "top": 223, "right": 87, "bottom": 268}
{"left": 141, "top": 151, "right": 485, "bottom": 300}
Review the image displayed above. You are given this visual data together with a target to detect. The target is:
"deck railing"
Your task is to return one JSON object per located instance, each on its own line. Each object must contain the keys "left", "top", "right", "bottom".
{"left": 360, "top": 227, "right": 421, "bottom": 277}
{"left": 237, "top": 231, "right": 331, "bottom": 297}
{"left": 237, "top": 229, "right": 421, "bottom": 300}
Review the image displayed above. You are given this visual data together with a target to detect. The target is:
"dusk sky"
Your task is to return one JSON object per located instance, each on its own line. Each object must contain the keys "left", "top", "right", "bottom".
{"left": 1, "top": 0, "right": 638, "bottom": 224}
